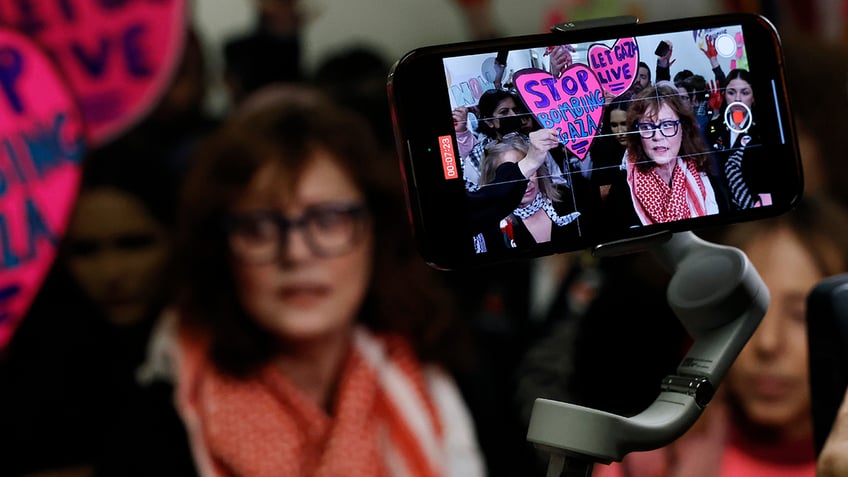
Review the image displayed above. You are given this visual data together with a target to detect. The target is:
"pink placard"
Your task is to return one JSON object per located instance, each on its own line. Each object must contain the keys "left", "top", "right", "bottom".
{"left": 0, "top": 28, "right": 86, "bottom": 350}
{"left": 0, "top": 0, "right": 188, "bottom": 146}
{"left": 587, "top": 37, "right": 639, "bottom": 97}
{"left": 513, "top": 65, "right": 605, "bottom": 160}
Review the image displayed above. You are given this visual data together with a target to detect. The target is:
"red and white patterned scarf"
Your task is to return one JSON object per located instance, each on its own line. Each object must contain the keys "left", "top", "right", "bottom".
{"left": 155, "top": 319, "right": 483, "bottom": 477}
{"left": 627, "top": 158, "right": 708, "bottom": 225}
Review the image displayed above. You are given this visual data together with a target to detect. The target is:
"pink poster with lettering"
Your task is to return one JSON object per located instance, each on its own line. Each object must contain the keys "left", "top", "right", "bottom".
{"left": 0, "top": 0, "right": 188, "bottom": 146}
{"left": 0, "top": 28, "right": 86, "bottom": 350}
{"left": 514, "top": 65, "right": 605, "bottom": 160}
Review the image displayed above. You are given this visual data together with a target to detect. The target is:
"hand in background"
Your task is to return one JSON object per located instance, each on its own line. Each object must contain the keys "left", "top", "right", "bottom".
{"left": 548, "top": 45, "right": 575, "bottom": 78}
{"left": 701, "top": 34, "right": 721, "bottom": 69}
{"left": 657, "top": 40, "right": 675, "bottom": 68}
{"left": 708, "top": 79, "right": 723, "bottom": 112}
{"left": 818, "top": 388, "right": 848, "bottom": 477}
{"left": 453, "top": 106, "right": 469, "bottom": 132}
{"left": 520, "top": 128, "right": 559, "bottom": 178}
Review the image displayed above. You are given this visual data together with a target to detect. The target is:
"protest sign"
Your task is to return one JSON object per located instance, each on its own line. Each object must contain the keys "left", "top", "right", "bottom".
{"left": 0, "top": 0, "right": 188, "bottom": 145}
{"left": 0, "top": 27, "right": 86, "bottom": 350}
{"left": 514, "top": 64, "right": 604, "bottom": 160}
{"left": 587, "top": 37, "right": 639, "bottom": 97}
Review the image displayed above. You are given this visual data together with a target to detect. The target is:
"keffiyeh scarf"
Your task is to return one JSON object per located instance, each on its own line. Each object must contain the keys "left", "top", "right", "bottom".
{"left": 628, "top": 158, "right": 708, "bottom": 224}
{"left": 513, "top": 191, "right": 580, "bottom": 226}
{"left": 167, "top": 324, "right": 482, "bottom": 477}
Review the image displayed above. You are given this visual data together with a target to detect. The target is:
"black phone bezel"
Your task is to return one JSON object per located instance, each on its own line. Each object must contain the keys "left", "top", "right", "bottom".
{"left": 388, "top": 13, "right": 803, "bottom": 270}
{"left": 807, "top": 273, "right": 848, "bottom": 455}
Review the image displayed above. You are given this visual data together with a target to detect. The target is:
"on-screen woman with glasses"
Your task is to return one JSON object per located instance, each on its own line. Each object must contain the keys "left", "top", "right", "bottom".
{"left": 105, "top": 86, "right": 486, "bottom": 477}
{"left": 601, "top": 84, "right": 731, "bottom": 232}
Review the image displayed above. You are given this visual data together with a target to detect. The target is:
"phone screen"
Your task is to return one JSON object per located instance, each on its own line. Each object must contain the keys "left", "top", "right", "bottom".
{"left": 389, "top": 14, "right": 802, "bottom": 269}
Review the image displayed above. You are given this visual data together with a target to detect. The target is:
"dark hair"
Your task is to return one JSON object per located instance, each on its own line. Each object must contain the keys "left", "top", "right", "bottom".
{"left": 626, "top": 84, "right": 709, "bottom": 173}
{"left": 638, "top": 61, "right": 652, "bottom": 82}
{"left": 722, "top": 69, "right": 753, "bottom": 101}
{"left": 673, "top": 69, "right": 694, "bottom": 84}
{"left": 312, "top": 45, "right": 393, "bottom": 148}
{"left": 176, "top": 87, "right": 468, "bottom": 377}
{"left": 76, "top": 136, "right": 180, "bottom": 228}
{"left": 680, "top": 74, "right": 707, "bottom": 104}
{"left": 723, "top": 68, "right": 753, "bottom": 89}
{"left": 713, "top": 68, "right": 755, "bottom": 120}
{"left": 59, "top": 136, "right": 181, "bottom": 325}
{"left": 601, "top": 97, "right": 629, "bottom": 135}
{"left": 475, "top": 88, "right": 520, "bottom": 139}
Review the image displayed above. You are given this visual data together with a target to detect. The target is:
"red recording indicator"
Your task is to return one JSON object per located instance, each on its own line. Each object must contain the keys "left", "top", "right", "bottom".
{"left": 438, "top": 135, "right": 459, "bottom": 180}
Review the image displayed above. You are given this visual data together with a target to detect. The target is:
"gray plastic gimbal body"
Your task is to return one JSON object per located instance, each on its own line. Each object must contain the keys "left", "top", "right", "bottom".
{"left": 526, "top": 231, "right": 768, "bottom": 476}
{"left": 522, "top": 17, "right": 771, "bottom": 476}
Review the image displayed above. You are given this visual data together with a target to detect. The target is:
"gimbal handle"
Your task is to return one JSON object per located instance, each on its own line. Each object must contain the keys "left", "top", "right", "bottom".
{"left": 526, "top": 231, "right": 769, "bottom": 475}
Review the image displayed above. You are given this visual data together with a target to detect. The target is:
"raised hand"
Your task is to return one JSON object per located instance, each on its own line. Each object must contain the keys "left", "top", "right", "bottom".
{"left": 708, "top": 79, "right": 723, "bottom": 112}
{"left": 701, "top": 34, "right": 720, "bottom": 68}
{"left": 818, "top": 388, "right": 848, "bottom": 477}
{"left": 548, "top": 44, "right": 576, "bottom": 78}
{"left": 453, "top": 106, "right": 469, "bottom": 132}
{"left": 521, "top": 128, "right": 559, "bottom": 178}
{"left": 657, "top": 40, "right": 675, "bottom": 68}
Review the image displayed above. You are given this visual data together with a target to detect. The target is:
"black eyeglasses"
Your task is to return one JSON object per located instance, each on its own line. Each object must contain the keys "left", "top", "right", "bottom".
{"left": 226, "top": 203, "right": 370, "bottom": 263}
{"left": 635, "top": 119, "right": 680, "bottom": 139}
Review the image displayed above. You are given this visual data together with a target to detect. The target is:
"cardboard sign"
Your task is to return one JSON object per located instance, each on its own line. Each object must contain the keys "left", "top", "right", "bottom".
{"left": 514, "top": 65, "right": 605, "bottom": 159}
{"left": 0, "top": 28, "right": 86, "bottom": 350}
{"left": 0, "top": 0, "right": 188, "bottom": 146}
{"left": 587, "top": 37, "right": 639, "bottom": 97}
{"left": 444, "top": 52, "right": 535, "bottom": 109}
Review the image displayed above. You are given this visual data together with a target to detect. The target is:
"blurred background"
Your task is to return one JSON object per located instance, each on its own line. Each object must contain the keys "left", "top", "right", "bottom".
{"left": 193, "top": 0, "right": 848, "bottom": 114}
{"left": 3, "top": 1, "right": 848, "bottom": 476}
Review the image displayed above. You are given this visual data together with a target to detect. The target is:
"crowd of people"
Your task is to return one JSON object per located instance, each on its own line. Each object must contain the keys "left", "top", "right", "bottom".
{"left": 4, "top": 1, "right": 848, "bottom": 476}
{"left": 452, "top": 31, "right": 788, "bottom": 258}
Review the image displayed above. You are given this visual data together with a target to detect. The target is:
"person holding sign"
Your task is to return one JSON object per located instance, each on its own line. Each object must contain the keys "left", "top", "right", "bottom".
{"left": 455, "top": 44, "right": 576, "bottom": 192}
{"left": 603, "top": 84, "right": 731, "bottom": 229}
{"left": 455, "top": 89, "right": 546, "bottom": 191}
{"left": 473, "top": 131, "right": 580, "bottom": 253}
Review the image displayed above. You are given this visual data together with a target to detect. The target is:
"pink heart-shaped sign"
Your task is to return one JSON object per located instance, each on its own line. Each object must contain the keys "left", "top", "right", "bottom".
{"left": 0, "top": 0, "right": 188, "bottom": 146}
{"left": 514, "top": 65, "right": 605, "bottom": 159}
{"left": 0, "top": 28, "right": 86, "bottom": 350}
{"left": 587, "top": 37, "right": 639, "bottom": 97}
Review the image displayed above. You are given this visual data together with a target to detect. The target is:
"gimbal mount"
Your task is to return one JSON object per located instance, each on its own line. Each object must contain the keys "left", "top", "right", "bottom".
{"left": 526, "top": 230, "right": 768, "bottom": 476}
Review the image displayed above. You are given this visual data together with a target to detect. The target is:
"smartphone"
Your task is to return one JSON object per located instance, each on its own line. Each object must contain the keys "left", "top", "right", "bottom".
{"left": 807, "top": 273, "right": 848, "bottom": 455}
{"left": 654, "top": 40, "right": 671, "bottom": 57}
{"left": 388, "top": 13, "right": 802, "bottom": 270}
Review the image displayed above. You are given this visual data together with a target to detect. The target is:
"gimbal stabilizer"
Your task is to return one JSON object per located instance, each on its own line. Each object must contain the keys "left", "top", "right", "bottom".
{"left": 526, "top": 230, "right": 768, "bottom": 476}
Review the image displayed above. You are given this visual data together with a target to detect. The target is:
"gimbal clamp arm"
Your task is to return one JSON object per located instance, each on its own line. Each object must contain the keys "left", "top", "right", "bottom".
{"left": 526, "top": 231, "right": 769, "bottom": 476}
